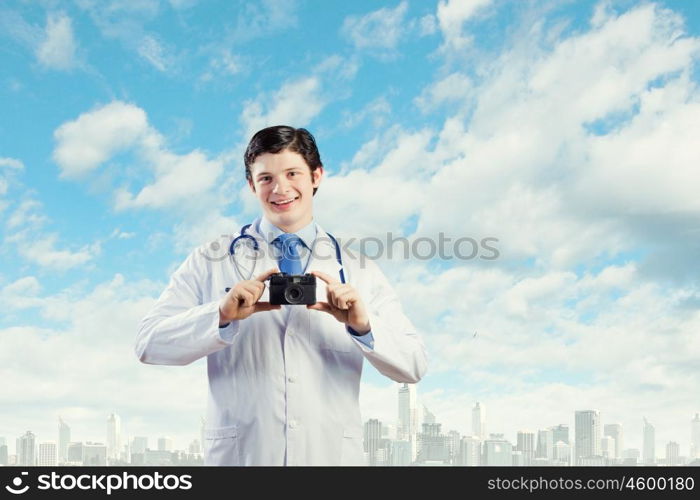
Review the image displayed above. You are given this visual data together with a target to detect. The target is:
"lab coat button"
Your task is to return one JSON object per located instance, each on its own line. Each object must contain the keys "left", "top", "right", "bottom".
{"left": 288, "top": 376, "right": 296, "bottom": 383}
{"left": 289, "top": 420, "right": 298, "bottom": 429}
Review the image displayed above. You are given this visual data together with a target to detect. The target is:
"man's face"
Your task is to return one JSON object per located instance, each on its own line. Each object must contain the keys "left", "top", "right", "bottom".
{"left": 248, "top": 150, "right": 323, "bottom": 233}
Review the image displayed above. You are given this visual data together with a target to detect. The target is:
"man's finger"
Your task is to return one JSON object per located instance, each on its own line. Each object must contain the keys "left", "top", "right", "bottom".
{"left": 307, "top": 301, "right": 333, "bottom": 314}
{"left": 310, "top": 270, "right": 340, "bottom": 285}
{"left": 254, "top": 302, "right": 282, "bottom": 312}
{"left": 255, "top": 268, "right": 280, "bottom": 282}
{"left": 237, "top": 288, "right": 256, "bottom": 307}
{"left": 240, "top": 281, "right": 264, "bottom": 299}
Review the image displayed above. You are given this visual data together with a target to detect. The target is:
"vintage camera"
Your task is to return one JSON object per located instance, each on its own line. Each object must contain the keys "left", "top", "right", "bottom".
{"left": 269, "top": 273, "right": 317, "bottom": 305}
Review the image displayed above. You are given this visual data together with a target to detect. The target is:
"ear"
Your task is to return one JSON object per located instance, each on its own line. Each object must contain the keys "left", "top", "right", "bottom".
{"left": 312, "top": 166, "right": 324, "bottom": 188}
{"left": 248, "top": 178, "right": 256, "bottom": 193}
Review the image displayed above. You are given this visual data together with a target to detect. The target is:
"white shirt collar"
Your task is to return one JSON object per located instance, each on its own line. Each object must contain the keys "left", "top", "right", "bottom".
{"left": 258, "top": 216, "right": 317, "bottom": 249}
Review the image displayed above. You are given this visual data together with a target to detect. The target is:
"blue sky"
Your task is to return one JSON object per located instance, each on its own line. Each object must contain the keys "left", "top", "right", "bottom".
{"left": 2, "top": 0, "right": 700, "bottom": 457}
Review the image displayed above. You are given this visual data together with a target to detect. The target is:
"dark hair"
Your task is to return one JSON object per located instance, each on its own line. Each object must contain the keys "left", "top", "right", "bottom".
{"left": 244, "top": 125, "right": 323, "bottom": 195}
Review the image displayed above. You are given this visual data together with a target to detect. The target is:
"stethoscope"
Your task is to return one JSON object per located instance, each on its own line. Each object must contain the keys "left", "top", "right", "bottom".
{"left": 228, "top": 223, "right": 346, "bottom": 284}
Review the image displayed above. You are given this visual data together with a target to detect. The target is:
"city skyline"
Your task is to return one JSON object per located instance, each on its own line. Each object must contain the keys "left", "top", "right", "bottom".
{"left": 2, "top": 387, "right": 699, "bottom": 466}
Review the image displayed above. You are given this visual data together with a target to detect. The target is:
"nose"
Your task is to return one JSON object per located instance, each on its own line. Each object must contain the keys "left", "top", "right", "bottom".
{"left": 272, "top": 176, "right": 290, "bottom": 194}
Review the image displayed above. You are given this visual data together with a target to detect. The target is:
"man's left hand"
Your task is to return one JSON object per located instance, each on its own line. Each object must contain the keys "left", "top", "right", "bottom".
{"left": 307, "top": 270, "right": 371, "bottom": 335}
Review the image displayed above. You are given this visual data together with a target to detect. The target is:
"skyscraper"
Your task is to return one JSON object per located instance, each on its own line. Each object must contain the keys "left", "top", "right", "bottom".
{"left": 38, "top": 442, "right": 57, "bottom": 466}
{"left": 643, "top": 418, "right": 655, "bottom": 465}
{"left": 459, "top": 436, "right": 481, "bottom": 465}
{"left": 575, "top": 410, "right": 601, "bottom": 464}
{"left": 691, "top": 413, "right": 700, "bottom": 459}
{"left": 551, "top": 424, "right": 569, "bottom": 445}
{"left": 397, "top": 383, "right": 417, "bottom": 440}
{"left": 423, "top": 405, "right": 436, "bottom": 425}
{"left": 472, "top": 402, "right": 486, "bottom": 440}
{"left": 0, "top": 437, "right": 8, "bottom": 466}
{"left": 158, "top": 437, "right": 173, "bottom": 452}
{"left": 417, "top": 422, "right": 448, "bottom": 463}
{"left": 536, "top": 429, "right": 554, "bottom": 461}
{"left": 106, "top": 413, "right": 121, "bottom": 462}
{"left": 603, "top": 423, "right": 623, "bottom": 460}
{"left": 666, "top": 441, "right": 681, "bottom": 466}
{"left": 17, "top": 431, "right": 36, "bottom": 466}
{"left": 363, "top": 418, "right": 383, "bottom": 466}
{"left": 516, "top": 431, "right": 535, "bottom": 465}
{"left": 58, "top": 418, "right": 70, "bottom": 464}
{"left": 483, "top": 434, "right": 513, "bottom": 466}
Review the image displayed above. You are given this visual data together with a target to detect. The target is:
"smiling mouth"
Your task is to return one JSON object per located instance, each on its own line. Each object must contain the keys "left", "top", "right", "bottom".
{"left": 270, "top": 196, "right": 299, "bottom": 206}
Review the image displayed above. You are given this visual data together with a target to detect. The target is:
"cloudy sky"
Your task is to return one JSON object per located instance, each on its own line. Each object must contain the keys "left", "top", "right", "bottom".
{"left": 1, "top": 0, "right": 699, "bottom": 458}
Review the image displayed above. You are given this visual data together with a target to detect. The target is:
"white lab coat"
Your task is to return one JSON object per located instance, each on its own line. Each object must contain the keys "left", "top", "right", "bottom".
{"left": 135, "top": 221, "right": 427, "bottom": 466}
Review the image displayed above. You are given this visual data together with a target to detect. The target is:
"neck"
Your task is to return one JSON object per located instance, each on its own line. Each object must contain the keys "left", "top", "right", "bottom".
{"left": 273, "top": 216, "right": 313, "bottom": 234}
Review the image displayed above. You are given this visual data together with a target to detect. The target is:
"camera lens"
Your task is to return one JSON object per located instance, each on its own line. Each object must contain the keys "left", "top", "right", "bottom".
{"left": 285, "top": 285, "right": 303, "bottom": 304}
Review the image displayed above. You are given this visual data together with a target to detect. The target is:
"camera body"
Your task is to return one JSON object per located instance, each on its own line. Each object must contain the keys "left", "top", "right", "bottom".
{"left": 269, "top": 273, "right": 317, "bottom": 305}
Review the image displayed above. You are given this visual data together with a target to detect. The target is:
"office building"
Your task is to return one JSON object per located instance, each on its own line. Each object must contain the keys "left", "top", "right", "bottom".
{"left": 575, "top": 410, "right": 601, "bottom": 464}
{"left": 17, "top": 431, "right": 36, "bottom": 466}
{"left": 459, "top": 436, "right": 481, "bottom": 465}
{"left": 536, "top": 429, "right": 554, "bottom": 461}
{"left": 84, "top": 442, "right": 107, "bottom": 466}
{"left": 603, "top": 423, "right": 623, "bottom": 460}
{"left": 107, "top": 413, "right": 121, "bottom": 462}
{"left": 516, "top": 430, "right": 535, "bottom": 465}
{"left": 472, "top": 402, "right": 486, "bottom": 440}
{"left": 158, "top": 437, "right": 173, "bottom": 452}
{"left": 666, "top": 441, "right": 681, "bottom": 466}
{"left": 643, "top": 418, "right": 655, "bottom": 465}
{"left": 38, "top": 442, "right": 57, "bottom": 466}
{"left": 483, "top": 434, "right": 513, "bottom": 466}
{"left": 691, "top": 413, "right": 700, "bottom": 459}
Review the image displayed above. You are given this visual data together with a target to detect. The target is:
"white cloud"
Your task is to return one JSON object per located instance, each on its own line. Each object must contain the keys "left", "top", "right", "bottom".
{"left": 241, "top": 77, "right": 326, "bottom": 139}
{"left": 7, "top": 231, "right": 98, "bottom": 271}
{"left": 36, "top": 12, "right": 78, "bottom": 70}
{"left": 0, "top": 157, "right": 25, "bottom": 170}
{"left": 414, "top": 72, "right": 473, "bottom": 113}
{"left": 436, "top": 0, "right": 493, "bottom": 51}
{"left": 110, "top": 228, "right": 136, "bottom": 239}
{"left": 342, "top": 96, "right": 391, "bottom": 129}
{"left": 6, "top": 199, "right": 48, "bottom": 229}
{"left": 1, "top": 276, "right": 42, "bottom": 311}
{"left": 199, "top": 48, "right": 243, "bottom": 83}
{"left": 53, "top": 101, "right": 224, "bottom": 211}
{"left": 311, "top": 2, "right": 700, "bottom": 452}
{"left": 0, "top": 157, "right": 24, "bottom": 201}
{"left": 53, "top": 101, "right": 150, "bottom": 178}
{"left": 231, "top": 0, "right": 298, "bottom": 42}
{"left": 137, "top": 34, "right": 171, "bottom": 72}
{"left": 341, "top": 1, "right": 409, "bottom": 53}
{"left": 0, "top": 274, "right": 207, "bottom": 448}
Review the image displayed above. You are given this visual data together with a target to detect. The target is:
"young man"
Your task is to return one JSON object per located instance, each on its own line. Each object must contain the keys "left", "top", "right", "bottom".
{"left": 135, "top": 126, "right": 427, "bottom": 465}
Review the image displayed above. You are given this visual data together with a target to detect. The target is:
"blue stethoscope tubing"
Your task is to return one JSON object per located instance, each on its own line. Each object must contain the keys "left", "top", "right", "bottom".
{"left": 228, "top": 223, "right": 346, "bottom": 284}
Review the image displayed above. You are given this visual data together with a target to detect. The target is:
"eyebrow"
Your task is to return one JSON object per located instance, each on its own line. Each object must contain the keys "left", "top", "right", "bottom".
{"left": 255, "top": 167, "right": 305, "bottom": 178}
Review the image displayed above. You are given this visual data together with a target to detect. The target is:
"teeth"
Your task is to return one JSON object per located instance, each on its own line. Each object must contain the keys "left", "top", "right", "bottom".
{"left": 272, "top": 198, "right": 295, "bottom": 205}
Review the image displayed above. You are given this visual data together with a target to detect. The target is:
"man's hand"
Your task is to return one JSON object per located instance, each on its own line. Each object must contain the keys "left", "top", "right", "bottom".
{"left": 307, "top": 270, "right": 371, "bottom": 335}
{"left": 219, "top": 268, "right": 281, "bottom": 325}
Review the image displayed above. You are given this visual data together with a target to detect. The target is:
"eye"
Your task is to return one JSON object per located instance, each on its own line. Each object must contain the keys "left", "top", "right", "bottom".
{"left": 259, "top": 176, "right": 271, "bottom": 183}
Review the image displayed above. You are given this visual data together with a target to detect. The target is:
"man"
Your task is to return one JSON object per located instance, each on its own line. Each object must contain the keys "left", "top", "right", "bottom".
{"left": 135, "top": 126, "right": 427, "bottom": 465}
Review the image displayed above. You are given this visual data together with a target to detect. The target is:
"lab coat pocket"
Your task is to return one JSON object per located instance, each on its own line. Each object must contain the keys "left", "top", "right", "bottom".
{"left": 313, "top": 313, "right": 353, "bottom": 353}
{"left": 204, "top": 425, "right": 240, "bottom": 466}
{"left": 341, "top": 427, "right": 365, "bottom": 466}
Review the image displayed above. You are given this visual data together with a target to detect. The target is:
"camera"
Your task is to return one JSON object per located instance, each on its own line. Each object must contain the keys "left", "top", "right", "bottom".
{"left": 269, "top": 273, "right": 317, "bottom": 305}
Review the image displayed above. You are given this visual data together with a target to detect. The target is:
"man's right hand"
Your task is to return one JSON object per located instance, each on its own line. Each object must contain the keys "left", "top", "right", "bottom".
{"left": 219, "top": 268, "right": 281, "bottom": 325}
